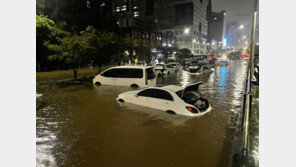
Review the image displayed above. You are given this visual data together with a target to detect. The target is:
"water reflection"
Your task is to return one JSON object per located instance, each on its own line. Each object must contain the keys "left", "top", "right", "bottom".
{"left": 218, "top": 66, "right": 227, "bottom": 95}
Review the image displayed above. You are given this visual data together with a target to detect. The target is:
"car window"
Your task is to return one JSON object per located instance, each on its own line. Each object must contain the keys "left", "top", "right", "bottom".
{"left": 130, "top": 69, "right": 143, "bottom": 78}
{"left": 101, "top": 69, "right": 115, "bottom": 77}
{"left": 107, "top": 68, "right": 143, "bottom": 78}
{"left": 138, "top": 89, "right": 173, "bottom": 101}
{"left": 146, "top": 68, "right": 155, "bottom": 80}
{"left": 113, "top": 69, "right": 130, "bottom": 78}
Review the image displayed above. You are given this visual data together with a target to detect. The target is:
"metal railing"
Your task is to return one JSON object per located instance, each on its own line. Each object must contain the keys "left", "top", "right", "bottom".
{"left": 232, "top": 66, "right": 254, "bottom": 167}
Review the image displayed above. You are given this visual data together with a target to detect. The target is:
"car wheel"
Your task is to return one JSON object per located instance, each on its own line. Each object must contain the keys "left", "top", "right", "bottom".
{"left": 167, "top": 71, "right": 170, "bottom": 75}
{"left": 130, "top": 84, "right": 139, "bottom": 88}
{"left": 117, "top": 99, "right": 125, "bottom": 103}
{"left": 157, "top": 73, "right": 162, "bottom": 77}
{"left": 95, "top": 82, "right": 101, "bottom": 86}
{"left": 166, "top": 110, "right": 176, "bottom": 115}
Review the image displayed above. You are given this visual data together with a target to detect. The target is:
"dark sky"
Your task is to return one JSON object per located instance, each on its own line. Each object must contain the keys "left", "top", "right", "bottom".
{"left": 212, "top": 0, "right": 258, "bottom": 42}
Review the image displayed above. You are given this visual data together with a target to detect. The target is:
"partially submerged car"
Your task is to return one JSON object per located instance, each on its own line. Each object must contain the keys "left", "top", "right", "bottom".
{"left": 167, "top": 62, "right": 182, "bottom": 72}
{"left": 154, "top": 64, "right": 175, "bottom": 77}
{"left": 93, "top": 66, "right": 156, "bottom": 88}
{"left": 116, "top": 82, "right": 212, "bottom": 117}
{"left": 188, "top": 63, "right": 213, "bottom": 75}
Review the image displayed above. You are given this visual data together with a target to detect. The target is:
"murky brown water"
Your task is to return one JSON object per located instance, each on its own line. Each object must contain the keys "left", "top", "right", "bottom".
{"left": 37, "top": 60, "right": 248, "bottom": 167}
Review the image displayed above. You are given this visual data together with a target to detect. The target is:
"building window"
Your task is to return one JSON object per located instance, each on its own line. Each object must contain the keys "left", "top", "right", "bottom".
{"left": 134, "top": 11, "right": 139, "bottom": 17}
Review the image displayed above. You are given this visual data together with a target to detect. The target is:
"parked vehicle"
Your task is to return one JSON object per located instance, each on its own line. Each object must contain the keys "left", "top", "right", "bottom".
{"left": 189, "top": 64, "right": 213, "bottom": 75}
{"left": 188, "top": 61, "right": 200, "bottom": 73}
{"left": 154, "top": 64, "right": 175, "bottom": 77}
{"left": 167, "top": 62, "right": 182, "bottom": 72}
{"left": 116, "top": 82, "right": 212, "bottom": 117}
{"left": 135, "top": 61, "right": 147, "bottom": 66}
{"left": 93, "top": 66, "right": 156, "bottom": 88}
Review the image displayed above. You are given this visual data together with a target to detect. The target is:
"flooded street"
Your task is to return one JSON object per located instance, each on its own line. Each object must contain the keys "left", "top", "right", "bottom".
{"left": 37, "top": 60, "right": 248, "bottom": 167}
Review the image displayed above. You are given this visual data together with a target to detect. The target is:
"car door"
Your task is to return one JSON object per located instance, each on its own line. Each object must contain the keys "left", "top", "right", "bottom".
{"left": 144, "top": 89, "right": 174, "bottom": 111}
{"left": 100, "top": 69, "right": 116, "bottom": 85}
{"left": 112, "top": 68, "right": 130, "bottom": 86}
{"left": 136, "top": 89, "right": 155, "bottom": 107}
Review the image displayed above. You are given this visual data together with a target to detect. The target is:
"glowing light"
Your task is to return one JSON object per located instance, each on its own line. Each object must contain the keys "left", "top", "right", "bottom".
{"left": 184, "top": 28, "right": 190, "bottom": 34}
{"left": 193, "top": 39, "right": 196, "bottom": 43}
{"left": 239, "top": 25, "right": 244, "bottom": 29}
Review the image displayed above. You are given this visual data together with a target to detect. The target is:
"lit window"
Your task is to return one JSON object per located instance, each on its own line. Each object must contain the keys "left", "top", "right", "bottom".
{"left": 134, "top": 11, "right": 139, "bottom": 17}
{"left": 122, "top": 5, "right": 126, "bottom": 11}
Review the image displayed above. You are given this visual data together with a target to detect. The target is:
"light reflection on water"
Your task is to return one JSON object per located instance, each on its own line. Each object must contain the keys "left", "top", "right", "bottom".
{"left": 36, "top": 60, "right": 248, "bottom": 167}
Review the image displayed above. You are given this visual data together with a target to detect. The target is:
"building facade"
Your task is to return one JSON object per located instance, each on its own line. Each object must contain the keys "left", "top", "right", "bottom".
{"left": 113, "top": 0, "right": 155, "bottom": 45}
{"left": 153, "top": 0, "right": 210, "bottom": 54}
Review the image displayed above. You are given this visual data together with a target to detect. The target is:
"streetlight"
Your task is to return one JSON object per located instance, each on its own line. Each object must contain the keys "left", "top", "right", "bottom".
{"left": 239, "top": 25, "right": 244, "bottom": 29}
{"left": 184, "top": 28, "right": 190, "bottom": 34}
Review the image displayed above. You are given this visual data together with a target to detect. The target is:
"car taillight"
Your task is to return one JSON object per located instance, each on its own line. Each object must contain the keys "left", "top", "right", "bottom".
{"left": 186, "top": 106, "right": 199, "bottom": 113}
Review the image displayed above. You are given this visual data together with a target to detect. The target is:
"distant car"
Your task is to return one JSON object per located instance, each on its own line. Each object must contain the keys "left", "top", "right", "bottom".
{"left": 116, "top": 82, "right": 212, "bottom": 117}
{"left": 135, "top": 61, "right": 147, "bottom": 66}
{"left": 189, "top": 64, "right": 213, "bottom": 75}
{"left": 188, "top": 61, "right": 201, "bottom": 73}
{"left": 154, "top": 64, "right": 175, "bottom": 77}
{"left": 167, "top": 62, "right": 182, "bottom": 72}
{"left": 93, "top": 66, "right": 156, "bottom": 88}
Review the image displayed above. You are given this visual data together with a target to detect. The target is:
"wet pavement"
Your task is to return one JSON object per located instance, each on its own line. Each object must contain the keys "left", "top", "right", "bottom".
{"left": 36, "top": 60, "right": 248, "bottom": 167}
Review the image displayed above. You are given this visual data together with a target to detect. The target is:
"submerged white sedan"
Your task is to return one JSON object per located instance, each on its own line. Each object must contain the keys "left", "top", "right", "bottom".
{"left": 116, "top": 82, "right": 212, "bottom": 117}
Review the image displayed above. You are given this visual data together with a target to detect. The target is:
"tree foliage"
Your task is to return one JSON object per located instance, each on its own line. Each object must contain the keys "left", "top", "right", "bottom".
{"left": 177, "top": 48, "right": 192, "bottom": 59}
{"left": 46, "top": 33, "right": 92, "bottom": 79}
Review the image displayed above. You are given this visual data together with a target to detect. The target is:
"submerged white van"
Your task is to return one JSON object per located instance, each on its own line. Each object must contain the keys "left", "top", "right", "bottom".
{"left": 93, "top": 66, "right": 156, "bottom": 88}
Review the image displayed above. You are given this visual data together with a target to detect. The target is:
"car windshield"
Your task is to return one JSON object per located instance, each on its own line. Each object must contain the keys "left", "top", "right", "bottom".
{"left": 146, "top": 67, "right": 155, "bottom": 79}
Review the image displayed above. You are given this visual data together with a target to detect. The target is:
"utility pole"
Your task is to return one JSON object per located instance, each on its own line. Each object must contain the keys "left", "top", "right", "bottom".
{"left": 250, "top": 0, "right": 258, "bottom": 84}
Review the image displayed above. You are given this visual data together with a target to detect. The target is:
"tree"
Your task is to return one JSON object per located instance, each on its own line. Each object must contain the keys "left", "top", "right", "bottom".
{"left": 36, "top": 14, "right": 69, "bottom": 71}
{"left": 46, "top": 34, "right": 92, "bottom": 80}
{"left": 82, "top": 26, "right": 122, "bottom": 73}
{"left": 177, "top": 48, "right": 192, "bottom": 59}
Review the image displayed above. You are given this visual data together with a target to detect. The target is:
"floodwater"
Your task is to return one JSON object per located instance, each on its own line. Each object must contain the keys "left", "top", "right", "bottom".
{"left": 37, "top": 60, "right": 248, "bottom": 167}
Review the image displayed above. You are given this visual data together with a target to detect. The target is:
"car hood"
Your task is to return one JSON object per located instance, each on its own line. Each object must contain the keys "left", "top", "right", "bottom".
{"left": 181, "top": 82, "right": 202, "bottom": 98}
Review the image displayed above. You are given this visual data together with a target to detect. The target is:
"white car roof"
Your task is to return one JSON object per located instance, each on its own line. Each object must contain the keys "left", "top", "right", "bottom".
{"left": 152, "top": 85, "right": 183, "bottom": 92}
{"left": 111, "top": 66, "right": 153, "bottom": 69}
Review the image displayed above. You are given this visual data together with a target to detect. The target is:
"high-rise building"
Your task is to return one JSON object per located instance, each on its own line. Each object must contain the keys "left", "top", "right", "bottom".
{"left": 113, "top": 0, "right": 155, "bottom": 42}
{"left": 225, "top": 21, "right": 243, "bottom": 50}
{"left": 153, "top": 0, "right": 210, "bottom": 54}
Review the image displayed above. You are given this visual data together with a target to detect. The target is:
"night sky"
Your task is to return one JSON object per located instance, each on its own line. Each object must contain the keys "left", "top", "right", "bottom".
{"left": 212, "top": 0, "right": 259, "bottom": 42}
